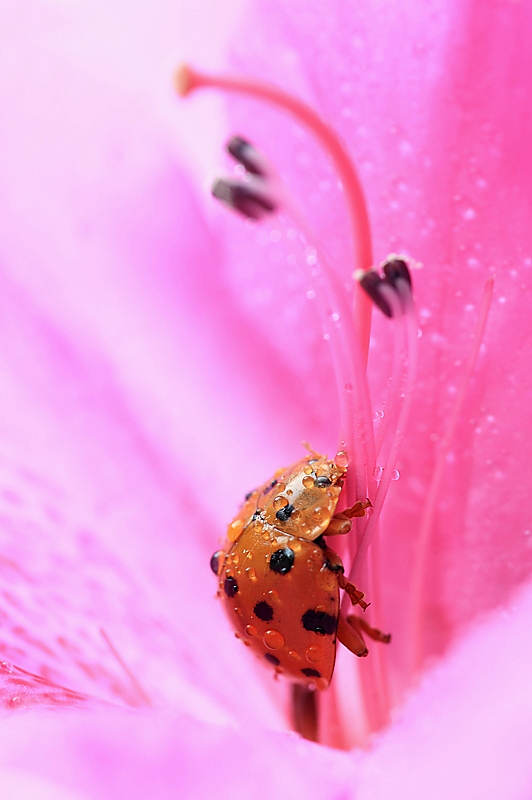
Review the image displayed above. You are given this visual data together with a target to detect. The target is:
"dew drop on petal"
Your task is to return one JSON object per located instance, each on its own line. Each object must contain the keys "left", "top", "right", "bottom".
{"left": 373, "top": 466, "right": 384, "bottom": 481}
{"left": 391, "top": 469, "right": 400, "bottom": 481}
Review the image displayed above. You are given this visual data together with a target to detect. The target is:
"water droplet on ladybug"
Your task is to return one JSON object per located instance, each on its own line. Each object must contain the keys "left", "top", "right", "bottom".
{"left": 263, "top": 630, "right": 285, "bottom": 650}
{"left": 210, "top": 550, "right": 223, "bottom": 575}
{"left": 228, "top": 518, "right": 245, "bottom": 542}
{"left": 246, "top": 567, "right": 257, "bottom": 582}
{"left": 305, "top": 646, "right": 322, "bottom": 663}
{"left": 302, "top": 475, "right": 314, "bottom": 489}
{"left": 268, "top": 589, "right": 279, "bottom": 603}
{"left": 273, "top": 495, "right": 289, "bottom": 511}
{"left": 245, "top": 625, "right": 257, "bottom": 637}
{"left": 288, "top": 650, "right": 300, "bottom": 660}
{"left": 335, "top": 450, "right": 349, "bottom": 468}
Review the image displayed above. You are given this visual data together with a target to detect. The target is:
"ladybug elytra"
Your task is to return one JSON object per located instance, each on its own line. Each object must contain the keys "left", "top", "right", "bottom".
{"left": 211, "top": 452, "right": 390, "bottom": 690}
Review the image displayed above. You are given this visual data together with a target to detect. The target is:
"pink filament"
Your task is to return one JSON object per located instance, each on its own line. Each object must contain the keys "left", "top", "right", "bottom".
{"left": 408, "top": 278, "right": 494, "bottom": 671}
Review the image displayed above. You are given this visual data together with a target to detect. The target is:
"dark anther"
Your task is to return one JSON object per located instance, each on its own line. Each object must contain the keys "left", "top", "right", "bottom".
{"left": 314, "top": 476, "right": 332, "bottom": 488}
{"left": 210, "top": 550, "right": 223, "bottom": 575}
{"left": 275, "top": 503, "right": 295, "bottom": 522}
{"left": 358, "top": 270, "right": 393, "bottom": 318}
{"left": 224, "top": 577, "right": 239, "bottom": 597}
{"left": 226, "top": 136, "right": 267, "bottom": 177}
{"left": 212, "top": 179, "right": 276, "bottom": 221}
{"left": 383, "top": 257, "right": 412, "bottom": 290}
{"left": 269, "top": 547, "right": 295, "bottom": 574}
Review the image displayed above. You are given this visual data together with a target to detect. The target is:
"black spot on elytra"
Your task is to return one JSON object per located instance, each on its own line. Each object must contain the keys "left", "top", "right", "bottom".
{"left": 224, "top": 577, "right": 239, "bottom": 598}
{"left": 301, "top": 668, "right": 321, "bottom": 678}
{"left": 244, "top": 490, "right": 254, "bottom": 501}
{"left": 301, "top": 609, "right": 337, "bottom": 636}
{"left": 210, "top": 550, "right": 223, "bottom": 575}
{"left": 276, "top": 503, "right": 295, "bottom": 522}
{"left": 264, "top": 479, "right": 278, "bottom": 494}
{"left": 264, "top": 653, "right": 280, "bottom": 666}
{"left": 314, "top": 476, "right": 332, "bottom": 487}
{"left": 324, "top": 559, "right": 344, "bottom": 574}
{"left": 254, "top": 601, "right": 274, "bottom": 622}
{"left": 269, "top": 547, "right": 295, "bottom": 575}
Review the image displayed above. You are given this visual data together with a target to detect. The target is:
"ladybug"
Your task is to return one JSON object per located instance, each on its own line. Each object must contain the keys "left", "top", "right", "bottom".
{"left": 210, "top": 451, "right": 390, "bottom": 690}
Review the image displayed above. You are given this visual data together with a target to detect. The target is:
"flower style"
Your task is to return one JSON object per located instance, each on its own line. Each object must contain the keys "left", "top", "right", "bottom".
{"left": 0, "top": 0, "right": 531, "bottom": 797}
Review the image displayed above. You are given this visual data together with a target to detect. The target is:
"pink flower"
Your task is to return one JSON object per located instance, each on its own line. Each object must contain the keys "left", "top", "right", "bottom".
{"left": 0, "top": 0, "right": 531, "bottom": 797}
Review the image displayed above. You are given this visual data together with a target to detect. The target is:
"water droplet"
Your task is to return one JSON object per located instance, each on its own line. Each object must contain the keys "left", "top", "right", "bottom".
{"left": 288, "top": 650, "right": 300, "bottom": 660}
{"left": 303, "top": 466, "right": 313, "bottom": 475}
{"left": 246, "top": 568, "right": 257, "bottom": 582}
{"left": 234, "top": 607, "right": 243, "bottom": 617}
{"left": 0, "top": 662, "right": 13, "bottom": 673}
{"left": 245, "top": 625, "right": 257, "bottom": 637}
{"left": 373, "top": 410, "right": 384, "bottom": 421}
{"left": 305, "top": 646, "right": 322, "bottom": 663}
{"left": 263, "top": 630, "right": 285, "bottom": 650}
{"left": 268, "top": 590, "right": 279, "bottom": 603}
{"left": 8, "top": 696, "right": 21, "bottom": 708}
{"left": 335, "top": 451, "right": 349, "bottom": 468}
{"left": 391, "top": 469, "right": 400, "bottom": 481}
{"left": 228, "top": 518, "right": 245, "bottom": 542}
{"left": 273, "top": 495, "right": 289, "bottom": 511}
{"left": 373, "top": 466, "right": 384, "bottom": 481}
{"left": 302, "top": 476, "right": 314, "bottom": 489}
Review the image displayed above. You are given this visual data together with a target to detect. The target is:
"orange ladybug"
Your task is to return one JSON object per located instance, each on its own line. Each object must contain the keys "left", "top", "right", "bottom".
{"left": 211, "top": 452, "right": 390, "bottom": 690}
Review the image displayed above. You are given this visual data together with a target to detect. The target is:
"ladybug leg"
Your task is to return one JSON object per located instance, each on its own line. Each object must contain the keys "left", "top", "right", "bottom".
{"left": 337, "top": 572, "right": 369, "bottom": 610}
{"left": 321, "top": 546, "right": 369, "bottom": 610}
{"left": 347, "top": 614, "right": 391, "bottom": 645}
{"left": 337, "top": 613, "right": 369, "bottom": 657}
{"left": 324, "top": 499, "right": 372, "bottom": 536}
